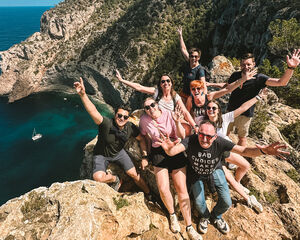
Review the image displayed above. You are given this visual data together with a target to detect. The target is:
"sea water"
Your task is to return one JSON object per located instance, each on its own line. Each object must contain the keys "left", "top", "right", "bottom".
{"left": 0, "top": 7, "right": 111, "bottom": 205}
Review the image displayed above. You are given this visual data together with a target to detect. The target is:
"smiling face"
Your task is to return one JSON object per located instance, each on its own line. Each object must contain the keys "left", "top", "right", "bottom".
{"left": 206, "top": 102, "right": 219, "bottom": 122}
{"left": 143, "top": 99, "right": 161, "bottom": 119}
{"left": 160, "top": 75, "right": 172, "bottom": 92}
{"left": 240, "top": 58, "right": 255, "bottom": 73}
{"left": 114, "top": 109, "right": 129, "bottom": 128}
{"left": 190, "top": 80, "right": 205, "bottom": 104}
{"left": 197, "top": 122, "right": 217, "bottom": 149}
{"left": 189, "top": 50, "right": 200, "bottom": 67}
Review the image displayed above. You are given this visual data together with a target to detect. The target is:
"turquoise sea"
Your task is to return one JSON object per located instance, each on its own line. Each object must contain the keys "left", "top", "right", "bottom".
{"left": 0, "top": 7, "right": 111, "bottom": 205}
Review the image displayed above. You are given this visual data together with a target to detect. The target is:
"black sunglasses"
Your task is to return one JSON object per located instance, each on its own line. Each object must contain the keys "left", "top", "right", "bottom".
{"left": 161, "top": 79, "right": 171, "bottom": 84}
{"left": 191, "top": 87, "right": 202, "bottom": 92}
{"left": 144, "top": 102, "right": 156, "bottom": 110}
{"left": 190, "top": 55, "right": 199, "bottom": 58}
{"left": 207, "top": 106, "right": 218, "bottom": 111}
{"left": 198, "top": 132, "right": 216, "bottom": 141}
{"left": 117, "top": 113, "right": 129, "bottom": 120}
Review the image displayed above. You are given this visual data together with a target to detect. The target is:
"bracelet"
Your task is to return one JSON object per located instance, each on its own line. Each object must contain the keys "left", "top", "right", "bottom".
{"left": 255, "top": 95, "right": 262, "bottom": 100}
{"left": 287, "top": 66, "right": 296, "bottom": 70}
{"left": 259, "top": 148, "right": 266, "bottom": 155}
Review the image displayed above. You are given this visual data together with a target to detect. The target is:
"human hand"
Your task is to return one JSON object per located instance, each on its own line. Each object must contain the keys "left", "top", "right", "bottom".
{"left": 286, "top": 49, "right": 300, "bottom": 68}
{"left": 140, "top": 158, "right": 149, "bottom": 170}
{"left": 73, "top": 77, "right": 86, "bottom": 96}
{"left": 256, "top": 142, "right": 290, "bottom": 160}
{"left": 172, "top": 105, "right": 184, "bottom": 122}
{"left": 258, "top": 87, "right": 268, "bottom": 100}
{"left": 157, "top": 133, "right": 179, "bottom": 152}
{"left": 115, "top": 69, "right": 123, "bottom": 81}
{"left": 177, "top": 26, "right": 182, "bottom": 36}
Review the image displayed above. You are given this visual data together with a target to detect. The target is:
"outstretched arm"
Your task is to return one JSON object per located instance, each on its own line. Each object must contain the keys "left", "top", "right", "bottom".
{"left": 208, "top": 68, "right": 257, "bottom": 100}
{"left": 231, "top": 142, "right": 289, "bottom": 159}
{"left": 206, "top": 82, "right": 227, "bottom": 88}
{"left": 116, "top": 69, "right": 155, "bottom": 95}
{"left": 266, "top": 49, "right": 300, "bottom": 87}
{"left": 74, "top": 77, "right": 103, "bottom": 125}
{"left": 177, "top": 26, "right": 189, "bottom": 62}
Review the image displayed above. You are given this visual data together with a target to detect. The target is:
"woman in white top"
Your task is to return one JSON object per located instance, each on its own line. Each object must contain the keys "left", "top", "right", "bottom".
{"left": 116, "top": 70, "right": 196, "bottom": 131}
{"left": 205, "top": 90, "right": 265, "bottom": 212}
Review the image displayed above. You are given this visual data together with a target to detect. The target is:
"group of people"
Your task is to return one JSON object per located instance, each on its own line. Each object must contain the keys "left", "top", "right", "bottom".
{"left": 74, "top": 28, "right": 300, "bottom": 239}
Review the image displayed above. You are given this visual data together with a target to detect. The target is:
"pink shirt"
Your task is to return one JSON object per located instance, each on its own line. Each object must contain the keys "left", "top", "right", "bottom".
{"left": 139, "top": 110, "right": 178, "bottom": 148}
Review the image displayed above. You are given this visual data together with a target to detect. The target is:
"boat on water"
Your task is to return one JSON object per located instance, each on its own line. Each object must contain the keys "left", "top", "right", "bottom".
{"left": 32, "top": 128, "right": 42, "bottom": 141}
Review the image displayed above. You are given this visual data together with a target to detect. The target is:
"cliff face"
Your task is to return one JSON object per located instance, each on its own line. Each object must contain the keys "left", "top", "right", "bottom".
{"left": 0, "top": 0, "right": 298, "bottom": 105}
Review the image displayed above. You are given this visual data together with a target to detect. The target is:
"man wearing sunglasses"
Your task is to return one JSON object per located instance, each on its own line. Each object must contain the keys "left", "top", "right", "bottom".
{"left": 74, "top": 77, "right": 150, "bottom": 195}
{"left": 158, "top": 120, "right": 289, "bottom": 235}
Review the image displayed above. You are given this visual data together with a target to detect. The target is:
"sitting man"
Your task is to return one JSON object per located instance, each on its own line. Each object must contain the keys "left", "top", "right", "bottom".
{"left": 74, "top": 77, "right": 150, "bottom": 195}
{"left": 158, "top": 120, "right": 289, "bottom": 235}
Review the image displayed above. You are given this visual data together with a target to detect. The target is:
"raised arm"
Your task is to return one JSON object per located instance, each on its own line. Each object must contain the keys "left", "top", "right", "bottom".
{"left": 208, "top": 68, "right": 257, "bottom": 100}
{"left": 206, "top": 82, "right": 227, "bottom": 88}
{"left": 116, "top": 69, "right": 155, "bottom": 95}
{"left": 231, "top": 142, "right": 289, "bottom": 159}
{"left": 177, "top": 26, "right": 189, "bottom": 62}
{"left": 157, "top": 134, "right": 186, "bottom": 156}
{"left": 74, "top": 77, "right": 103, "bottom": 125}
{"left": 266, "top": 49, "right": 300, "bottom": 87}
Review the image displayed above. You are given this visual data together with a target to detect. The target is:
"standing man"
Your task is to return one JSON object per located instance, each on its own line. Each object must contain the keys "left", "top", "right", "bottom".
{"left": 227, "top": 49, "right": 300, "bottom": 146}
{"left": 158, "top": 120, "right": 289, "bottom": 235}
{"left": 74, "top": 77, "right": 151, "bottom": 195}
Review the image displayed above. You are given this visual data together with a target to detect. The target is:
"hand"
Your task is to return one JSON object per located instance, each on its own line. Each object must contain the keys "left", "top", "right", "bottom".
{"left": 115, "top": 69, "right": 123, "bottom": 81}
{"left": 140, "top": 158, "right": 149, "bottom": 170}
{"left": 258, "top": 87, "right": 268, "bottom": 100}
{"left": 156, "top": 133, "right": 180, "bottom": 152}
{"left": 73, "top": 77, "right": 85, "bottom": 97}
{"left": 242, "top": 67, "right": 258, "bottom": 81}
{"left": 177, "top": 26, "right": 182, "bottom": 36}
{"left": 286, "top": 49, "right": 300, "bottom": 68}
{"left": 256, "top": 142, "right": 290, "bottom": 160}
{"left": 172, "top": 105, "right": 184, "bottom": 122}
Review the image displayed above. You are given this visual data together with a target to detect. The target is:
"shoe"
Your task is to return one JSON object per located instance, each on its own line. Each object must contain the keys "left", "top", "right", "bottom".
{"left": 247, "top": 195, "right": 263, "bottom": 213}
{"left": 213, "top": 218, "right": 230, "bottom": 234}
{"left": 242, "top": 185, "right": 250, "bottom": 194}
{"left": 170, "top": 213, "right": 181, "bottom": 233}
{"left": 228, "top": 163, "right": 237, "bottom": 170}
{"left": 108, "top": 176, "right": 121, "bottom": 191}
{"left": 198, "top": 218, "right": 210, "bottom": 234}
{"left": 187, "top": 225, "right": 203, "bottom": 240}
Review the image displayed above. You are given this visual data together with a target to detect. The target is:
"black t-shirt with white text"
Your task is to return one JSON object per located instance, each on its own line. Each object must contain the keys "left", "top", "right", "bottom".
{"left": 181, "top": 135, "right": 235, "bottom": 184}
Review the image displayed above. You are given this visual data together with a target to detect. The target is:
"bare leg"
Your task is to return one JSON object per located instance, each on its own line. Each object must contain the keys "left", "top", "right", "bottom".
{"left": 154, "top": 166, "right": 174, "bottom": 214}
{"left": 93, "top": 171, "right": 116, "bottom": 183}
{"left": 126, "top": 167, "right": 150, "bottom": 194}
{"left": 171, "top": 167, "right": 192, "bottom": 226}
{"left": 225, "top": 152, "right": 250, "bottom": 183}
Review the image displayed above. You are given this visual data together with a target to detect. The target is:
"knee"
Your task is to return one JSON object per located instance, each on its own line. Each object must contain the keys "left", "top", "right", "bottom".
{"left": 221, "top": 193, "right": 232, "bottom": 210}
{"left": 93, "top": 171, "right": 106, "bottom": 182}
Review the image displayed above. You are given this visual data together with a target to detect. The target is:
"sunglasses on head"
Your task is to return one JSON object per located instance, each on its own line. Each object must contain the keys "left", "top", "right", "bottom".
{"left": 144, "top": 102, "right": 156, "bottom": 110}
{"left": 207, "top": 106, "right": 218, "bottom": 111}
{"left": 161, "top": 79, "right": 171, "bottom": 84}
{"left": 117, "top": 113, "right": 129, "bottom": 120}
{"left": 198, "top": 132, "right": 216, "bottom": 141}
{"left": 190, "top": 55, "right": 198, "bottom": 58}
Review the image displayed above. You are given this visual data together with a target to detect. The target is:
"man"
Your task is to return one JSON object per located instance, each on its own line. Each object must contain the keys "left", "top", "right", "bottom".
{"left": 227, "top": 49, "right": 300, "bottom": 146}
{"left": 177, "top": 26, "right": 207, "bottom": 102}
{"left": 74, "top": 77, "right": 150, "bottom": 195}
{"left": 158, "top": 120, "right": 289, "bottom": 235}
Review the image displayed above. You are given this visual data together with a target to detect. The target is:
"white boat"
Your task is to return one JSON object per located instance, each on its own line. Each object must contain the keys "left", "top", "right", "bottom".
{"left": 32, "top": 128, "right": 42, "bottom": 141}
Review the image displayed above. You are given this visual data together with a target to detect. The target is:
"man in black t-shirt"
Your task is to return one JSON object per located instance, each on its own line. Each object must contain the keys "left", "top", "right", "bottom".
{"left": 74, "top": 77, "right": 150, "bottom": 194}
{"left": 159, "top": 120, "right": 289, "bottom": 235}
{"left": 227, "top": 50, "right": 300, "bottom": 146}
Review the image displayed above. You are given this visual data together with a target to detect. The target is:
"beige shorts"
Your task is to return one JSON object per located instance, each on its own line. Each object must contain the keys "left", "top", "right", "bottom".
{"left": 227, "top": 115, "right": 252, "bottom": 138}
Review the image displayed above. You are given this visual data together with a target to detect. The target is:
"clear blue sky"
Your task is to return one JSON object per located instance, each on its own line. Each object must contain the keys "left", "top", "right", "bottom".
{"left": 0, "top": 0, "right": 64, "bottom": 6}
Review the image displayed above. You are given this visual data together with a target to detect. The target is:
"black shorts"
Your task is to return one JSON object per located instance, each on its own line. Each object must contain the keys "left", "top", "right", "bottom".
{"left": 150, "top": 146, "right": 187, "bottom": 173}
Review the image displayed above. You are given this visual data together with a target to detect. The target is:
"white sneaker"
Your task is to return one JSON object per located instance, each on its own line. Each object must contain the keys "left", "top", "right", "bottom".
{"left": 198, "top": 218, "right": 210, "bottom": 234}
{"left": 228, "top": 163, "right": 237, "bottom": 170}
{"left": 170, "top": 213, "right": 181, "bottom": 233}
{"left": 213, "top": 218, "right": 230, "bottom": 234}
{"left": 187, "top": 225, "right": 202, "bottom": 240}
{"left": 247, "top": 195, "right": 263, "bottom": 213}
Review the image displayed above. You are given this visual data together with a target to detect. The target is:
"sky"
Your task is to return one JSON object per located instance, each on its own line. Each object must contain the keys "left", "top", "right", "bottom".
{"left": 0, "top": 0, "right": 64, "bottom": 6}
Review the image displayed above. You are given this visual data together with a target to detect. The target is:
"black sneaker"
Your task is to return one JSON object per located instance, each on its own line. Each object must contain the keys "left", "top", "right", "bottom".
{"left": 108, "top": 176, "right": 121, "bottom": 192}
{"left": 213, "top": 218, "right": 230, "bottom": 234}
{"left": 198, "top": 218, "right": 210, "bottom": 234}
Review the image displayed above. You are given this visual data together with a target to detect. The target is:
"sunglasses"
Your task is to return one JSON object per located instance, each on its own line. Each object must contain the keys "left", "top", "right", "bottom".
{"left": 117, "top": 113, "right": 129, "bottom": 120}
{"left": 207, "top": 106, "right": 218, "bottom": 111}
{"left": 190, "top": 55, "right": 199, "bottom": 59}
{"left": 144, "top": 102, "right": 156, "bottom": 110}
{"left": 191, "top": 87, "right": 202, "bottom": 92}
{"left": 198, "top": 132, "right": 216, "bottom": 141}
{"left": 161, "top": 79, "right": 171, "bottom": 84}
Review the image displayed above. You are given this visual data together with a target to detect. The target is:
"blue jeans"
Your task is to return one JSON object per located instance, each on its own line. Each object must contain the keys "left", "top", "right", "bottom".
{"left": 191, "top": 169, "right": 232, "bottom": 219}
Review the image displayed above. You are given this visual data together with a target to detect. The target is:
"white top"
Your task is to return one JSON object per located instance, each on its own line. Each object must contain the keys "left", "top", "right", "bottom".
{"left": 153, "top": 88, "right": 181, "bottom": 112}
{"left": 217, "top": 111, "right": 234, "bottom": 141}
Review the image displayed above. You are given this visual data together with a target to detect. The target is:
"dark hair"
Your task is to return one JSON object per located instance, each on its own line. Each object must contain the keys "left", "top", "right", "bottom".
{"left": 188, "top": 48, "right": 201, "bottom": 58}
{"left": 241, "top": 53, "right": 255, "bottom": 62}
{"left": 114, "top": 104, "right": 131, "bottom": 115}
{"left": 156, "top": 74, "right": 177, "bottom": 104}
{"left": 199, "top": 119, "right": 217, "bottom": 131}
{"left": 207, "top": 100, "right": 223, "bottom": 128}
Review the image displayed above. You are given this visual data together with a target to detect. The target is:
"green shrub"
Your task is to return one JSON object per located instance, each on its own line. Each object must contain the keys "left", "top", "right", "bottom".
{"left": 280, "top": 122, "right": 300, "bottom": 150}
{"left": 263, "top": 191, "right": 278, "bottom": 204}
{"left": 249, "top": 102, "right": 270, "bottom": 139}
{"left": 113, "top": 196, "right": 129, "bottom": 210}
{"left": 285, "top": 169, "right": 300, "bottom": 183}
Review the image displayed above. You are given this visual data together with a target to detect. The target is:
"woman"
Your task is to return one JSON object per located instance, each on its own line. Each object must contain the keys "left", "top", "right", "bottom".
{"left": 205, "top": 91, "right": 266, "bottom": 213}
{"left": 116, "top": 70, "right": 196, "bottom": 131}
{"left": 139, "top": 97, "right": 201, "bottom": 240}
